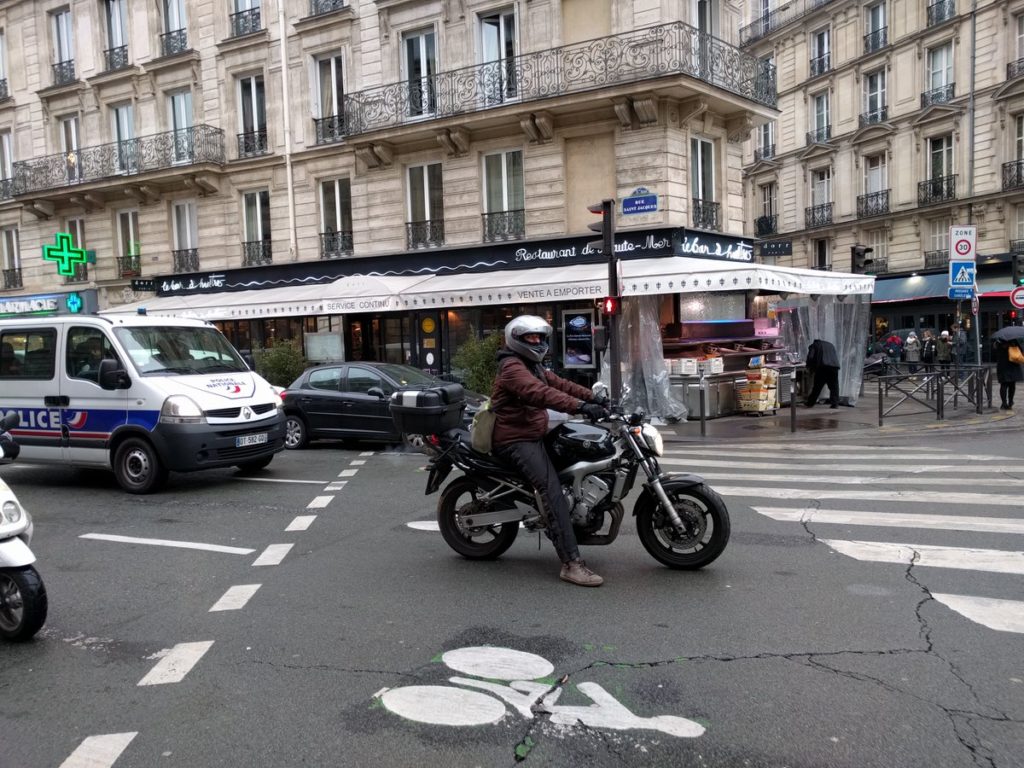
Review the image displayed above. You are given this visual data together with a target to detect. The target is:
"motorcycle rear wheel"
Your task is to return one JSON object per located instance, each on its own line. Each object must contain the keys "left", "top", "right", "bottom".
{"left": 0, "top": 566, "right": 48, "bottom": 642}
{"left": 635, "top": 484, "right": 730, "bottom": 570}
{"left": 437, "top": 477, "right": 519, "bottom": 560}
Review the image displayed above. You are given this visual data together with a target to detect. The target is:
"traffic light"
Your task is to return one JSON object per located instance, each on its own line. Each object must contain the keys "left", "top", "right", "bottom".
{"left": 851, "top": 244, "right": 874, "bottom": 273}
{"left": 587, "top": 199, "right": 615, "bottom": 255}
{"left": 600, "top": 296, "right": 621, "bottom": 316}
{"left": 1013, "top": 253, "right": 1024, "bottom": 285}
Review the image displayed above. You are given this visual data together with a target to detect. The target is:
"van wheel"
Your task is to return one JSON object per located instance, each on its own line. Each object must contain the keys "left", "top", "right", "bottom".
{"left": 113, "top": 438, "right": 168, "bottom": 494}
{"left": 236, "top": 455, "right": 273, "bottom": 473}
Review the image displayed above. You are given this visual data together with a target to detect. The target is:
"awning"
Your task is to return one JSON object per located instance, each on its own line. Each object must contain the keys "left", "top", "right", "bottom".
{"left": 871, "top": 272, "right": 1015, "bottom": 303}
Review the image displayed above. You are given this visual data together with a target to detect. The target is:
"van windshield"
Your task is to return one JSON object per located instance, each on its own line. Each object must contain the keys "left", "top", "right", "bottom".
{"left": 113, "top": 326, "right": 248, "bottom": 376}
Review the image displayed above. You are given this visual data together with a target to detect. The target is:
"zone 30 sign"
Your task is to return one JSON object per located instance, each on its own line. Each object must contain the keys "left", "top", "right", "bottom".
{"left": 949, "top": 225, "right": 977, "bottom": 261}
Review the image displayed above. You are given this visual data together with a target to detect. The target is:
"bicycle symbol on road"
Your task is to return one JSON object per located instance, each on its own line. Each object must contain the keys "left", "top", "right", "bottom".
{"left": 376, "top": 646, "right": 705, "bottom": 738}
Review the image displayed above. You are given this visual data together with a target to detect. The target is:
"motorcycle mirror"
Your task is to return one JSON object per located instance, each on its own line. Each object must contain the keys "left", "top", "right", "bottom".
{"left": 1, "top": 411, "right": 20, "bottom": 431}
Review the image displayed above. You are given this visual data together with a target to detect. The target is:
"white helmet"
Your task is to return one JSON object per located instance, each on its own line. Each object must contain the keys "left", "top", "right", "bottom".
{"left": 505, "top": 315, "right": 552, "bottom": 363}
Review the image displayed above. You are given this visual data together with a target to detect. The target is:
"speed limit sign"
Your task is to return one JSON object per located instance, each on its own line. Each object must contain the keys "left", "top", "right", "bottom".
{"left": 949, "top": 225, "right": 977, "bottom": 261}
{"left": 1011, "top": 285, "right": 1024, "bottom": 309}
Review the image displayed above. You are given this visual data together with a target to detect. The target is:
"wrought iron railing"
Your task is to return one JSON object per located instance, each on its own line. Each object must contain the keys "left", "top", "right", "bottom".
{"left": 810, "top": 262, "right": 832, "bottom": 271}
{"left": 857, "top": 190, "right": 890, "bottom": 218}
{"left": 740, "top": 0, "right": 838, "bottom": 45}
{"left": 238, "top": 129, "right": 268, "bottom": 157}
{"left": 0, "top": 78, "right": 7, "bottom": 100}
{"left": 2, "top": 268, "right": 22, "bottom": 290}
{"left": 754, "top": 214, "right": 777, "bottom": 237}
{"left": 242, "top": 240, "right": 273, "bottom": 267}
{"left": 692, "top": 199, "right": 721, "bottom": 231}
{"left": 105, "top": 46, "right": 129, "bottom": 71}
{"left": 754, "top": 144, "right": 775, "bottom": 162}
{"left": 11, "top": 124, "right": 224, "bottom": 194}
{"left": 0, "top": 178, "right": 13, "bottom": 199}
{"left": 864, "top": 28, "right": 888, "bottom": 53}
{"left": 1011, "top": 240, "right": 1024, "bottom": 254}
{"left": 805, "top": 202, "right": 833, "bottom": 228}
{"left": 809, "top": 53, "right": 830, "bottom": 77}
{"left": 921, "top": 83, "right": 955, "bottom": 108}
{"left": 314, "top": 115, "right": 345, "bottom": 144}
{"left": 320, "top": 231, "right": 353, "bottom": 258}
{"left": 310, "top": 0, "right": 346, "bottom": 15}
{"left": 65, "top": 263, "right": 89, "bottom": 284}
{"left": 52, "top": 59, "right": 76, "bottom": 86}
{"left": 406, "top": 220, "right": 445, "bottom": 249}
{"left": 918, "top": 175, "right": 957, "bottom": 205}
{"left": 1009, "top": 59, "right": 1024, "bottom": 80}
{"left": 172, "top": 248, "right": 199, "bottom": 273}
{"left": 1002, "top": 159, "right": 1024, "bottom": 190}
{"left": 806, "top": 125, "right": 831, "bottom": 144}
{"left": 344, "top": 21, "right": 776, "bottom": 136}
{"left": 482, "top": 209, "right": 526, "bottom": 242}
{"left": 924, "top": 250, "right": 949, "bottom": 269}
{"left": 927, "top": 0, "right": 955, "bottom": 27}
{"left": 116, "top": 254, "right": 141, "bottom": 277}
{"left": 160, "top": 28, "right": 189, "bottom": 57}
{"left": 859, "top": 107, "right": 887, "bottom": 127}
{"left": 870, "top": 257, "right": 889, "bottom": 274}
{"left": 230, "top": 8, "right": 262, "bottom": 37}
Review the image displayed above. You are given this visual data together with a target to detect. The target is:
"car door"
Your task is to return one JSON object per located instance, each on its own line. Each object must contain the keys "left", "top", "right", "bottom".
{"left": 301, "top": 366, "right": 345, "bottom": 437}
{"left": 341, "top": 366, "right": 394, "bottom": 438}
{"left": 63, "top": 325, "right": 129, "bottom": 465}
{"left": 0, "top": 325, "right": 63, "bottom": 463}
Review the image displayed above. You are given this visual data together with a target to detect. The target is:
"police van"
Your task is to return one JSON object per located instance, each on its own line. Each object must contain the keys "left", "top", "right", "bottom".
{"left": 0, "top": 314, "right": 285, "bottom": 493}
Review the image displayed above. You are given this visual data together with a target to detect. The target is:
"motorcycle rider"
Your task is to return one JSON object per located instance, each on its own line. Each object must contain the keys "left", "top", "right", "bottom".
{"left": 490, "top": 315, "right": 610, "bottom": 587}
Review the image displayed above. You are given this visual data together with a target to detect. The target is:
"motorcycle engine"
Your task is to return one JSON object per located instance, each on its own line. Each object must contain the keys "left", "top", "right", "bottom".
{"left": 564, "top": 475, "right": 611, "bottom": 526}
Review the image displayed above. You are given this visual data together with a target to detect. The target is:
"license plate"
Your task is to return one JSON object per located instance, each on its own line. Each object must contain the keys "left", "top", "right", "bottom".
{"left": 236, "top": 432, "right": 268, "bottom": 448}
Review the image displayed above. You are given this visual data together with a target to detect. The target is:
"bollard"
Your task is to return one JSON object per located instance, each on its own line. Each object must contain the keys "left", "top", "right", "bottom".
{"left": 699, "top": 374, "right": 707, "bottom": 437}
{"left": 878, "top": 376, "right": 884, "bottom": 427}
{"left": 937, "top": 377, "right": 944, "bottom": 420}
{"left": 975, "top": 370, "right": 983, "bottom": 415}
{"left": 790, "top": 368, "right": 797, "bottom": 433}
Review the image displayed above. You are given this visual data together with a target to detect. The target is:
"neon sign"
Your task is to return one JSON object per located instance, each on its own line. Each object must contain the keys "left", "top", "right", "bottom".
{"left": 42, "top": 232, "right": 87, "bottom": 277}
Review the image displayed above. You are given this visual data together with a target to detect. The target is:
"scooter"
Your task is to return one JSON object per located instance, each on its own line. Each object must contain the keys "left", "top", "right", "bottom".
{"left": 0, "top": 412, "right": 48, "bottom": 641}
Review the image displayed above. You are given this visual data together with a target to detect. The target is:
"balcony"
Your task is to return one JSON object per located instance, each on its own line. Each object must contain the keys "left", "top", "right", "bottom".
{"left": 242, "top": 240, "right": 273, "bottom": 267}
{"left": 160, "top": 28, "right": 189, "bottom": 57}
{"left": 1002, "top": 159, "right": 1024, "bottom": 190}
{"left": 1009, "top": 59, "right": 1024, "bottom": 80}
{"left": 344, "top": 21, "right": 776, "bottom": 136}
{"left": 918, "top": 174, "right": 957, "bottom": 205}
{"left": 739, "top": 0, "right": 839, "bottom": 45}
{"left": 806, "top": 125, "right": 832, "bottom": 144}
{"left": 172, "top": 248, "right": 199, "bottom": 273}
{"left": 692, "top": 199, "right": 721, "bottom": 231}
{"left": 229, "top": 8, "right": 262, "bottom": 38}
{"left": 809, "top": 53, "right": 830, "bottom": 77}
{"left": 921, "top": 83, "right": 955, "bottom": 108}
{"left": 309, "top": 0, "right": 346, "bottom": 15}
{"left": 116, "top": 254, "right": 141, "bottom": 278}
{"left": 314, "top": 115, "right": 345, "bottom": 145}
{"left": 864, "top": 27, "right": 887, "bottom": 53}
{"left": 927, "top": 0, "right": 956, "bottom": 27}
{"left": 104, "top": 46, "right": 129, "bottom": 72}
{"left": 0, "top": 78, "right": 7, "bottom": 100}
{"left": 924, "top": 250, "right": 949, "bottom": 269}
{"left": 754, "top": 144, "right": 775, "bottom": 162}
{"left": 805, "top": 202, "right": 833, "bottom": 229}
{"left": 1011, "top": 240, "right": 1024, "bottom": 254}
{"left": 754, "top": 214, "right": 778, "bottom": 237}
{"left": 11, "top": 124, "right": 224, "bottom": 195}
{"left": 482, "top": 209, "right": 526, "bottom": 242}
{"left": 811, "top": 262, "right": 832, "bottom": 271}
{"left": 52, "top": 59, "right": 76, "bottom": 86}
{"left": 320, "top": 230, "right": 353, "bottom": 259}
{"left": 858, "top": 107, "right": 888, "bottom": 127}
{"left": 64, "top": 263, "right": 89, "bottom": 284}
{"left": 870, "top": 257, "right": 890, "bottom": 274}
{"left": 406, "top": 220, "right": 445, "bottom": 249}
{"left": 2, "top": 268, "right": 22, "bottom": 290}
{"left": 238, "top": 129, "right": 268, "bottom": 158}
{"left": 857, "top": 190, "right": 890, "bottom": 218}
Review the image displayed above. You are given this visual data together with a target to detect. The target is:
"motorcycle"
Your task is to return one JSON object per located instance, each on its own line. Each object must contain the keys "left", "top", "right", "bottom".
{"left": 0, "top": 412, "right": 48, "bottom": 641}
{"left": 414, "top": 395, "right": 730, "bottom": 569}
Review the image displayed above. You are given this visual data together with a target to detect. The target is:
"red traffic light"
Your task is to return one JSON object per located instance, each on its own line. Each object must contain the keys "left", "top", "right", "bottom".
{"left": 600, "top": 296, "right": 621, "bottom": 316}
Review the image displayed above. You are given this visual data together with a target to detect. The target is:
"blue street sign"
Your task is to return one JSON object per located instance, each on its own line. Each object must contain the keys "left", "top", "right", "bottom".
{"left": 948, "top": 286, "right": 975, "bottom": 300}
{"left": 622, "top": 195, "right": 659, "bottom": 215}
{"left": 949, "top": 260, "right": 976, "bottom": 287}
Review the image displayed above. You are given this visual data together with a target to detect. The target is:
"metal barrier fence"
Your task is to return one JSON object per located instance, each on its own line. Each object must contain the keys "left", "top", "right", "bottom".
{"left": 873, "top": 364, "right": 993, "bottom": 426}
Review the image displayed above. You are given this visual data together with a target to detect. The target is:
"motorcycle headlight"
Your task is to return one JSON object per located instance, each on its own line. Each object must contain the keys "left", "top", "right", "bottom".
{"left": 2, "top": 500, "right": 22, "bottom": 523}
{"left": 640, "top": 424, "right": 664, "bottom": 457}
{"left": 160, "top": 395, "right": 206, "bottom": 424}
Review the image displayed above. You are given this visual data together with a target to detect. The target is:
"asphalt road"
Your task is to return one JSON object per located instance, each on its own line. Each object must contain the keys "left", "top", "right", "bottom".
{"left": 1, "top": 429, "right": 1022, "bottom": 768}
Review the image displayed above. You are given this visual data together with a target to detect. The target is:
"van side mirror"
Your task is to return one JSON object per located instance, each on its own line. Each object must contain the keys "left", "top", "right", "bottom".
{"left": 367, "top": 386, "right": 386, "bottom": 399}
{"left": 98, "top": 358, "right": 130, "bottom": 390}
{"left": 242, "top": 353, "right": 256, "bottom": 370}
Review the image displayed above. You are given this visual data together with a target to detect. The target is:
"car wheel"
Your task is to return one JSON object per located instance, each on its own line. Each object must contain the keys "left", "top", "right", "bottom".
{"left": 284, "top": 415, "right": 308, "bottom": 449}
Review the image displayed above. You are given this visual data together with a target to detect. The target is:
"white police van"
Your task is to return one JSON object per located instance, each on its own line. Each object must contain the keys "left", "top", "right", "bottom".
{"left": 0, "top": 314, "right": 285, "bottom": 493}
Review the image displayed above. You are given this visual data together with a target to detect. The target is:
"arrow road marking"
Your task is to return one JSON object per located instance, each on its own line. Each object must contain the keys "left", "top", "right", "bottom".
{"left": 59, "top": 733, "right": 138, "bottom": 768}
{"left": 79, "top": 534, "right": 254, "bottom": 555}
{"left": 138, "top": 641, "right": 214, "bottom": 686}
{"left": 821, "top": 540, "right": 1024, "bottom": 575}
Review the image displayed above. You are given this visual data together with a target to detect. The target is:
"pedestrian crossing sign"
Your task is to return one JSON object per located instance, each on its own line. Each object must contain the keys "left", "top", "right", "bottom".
{"left": 949, "top": 260, "right": 976, "bottom": 287}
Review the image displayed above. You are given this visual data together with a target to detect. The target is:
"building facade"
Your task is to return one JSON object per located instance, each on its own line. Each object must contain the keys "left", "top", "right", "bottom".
{"left": 741, "top": 0, "right": 1024, "bottom": 356}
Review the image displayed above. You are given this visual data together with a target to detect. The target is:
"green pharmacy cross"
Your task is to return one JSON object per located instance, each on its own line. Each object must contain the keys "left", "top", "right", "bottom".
{"left": 43, "top": 232, "right": 87, "bottom": 277}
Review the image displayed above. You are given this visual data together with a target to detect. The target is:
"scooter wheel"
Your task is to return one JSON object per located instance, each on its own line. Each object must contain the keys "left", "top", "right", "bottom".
{"left": 0, "top": 566, "right": 48, "bottom": 642}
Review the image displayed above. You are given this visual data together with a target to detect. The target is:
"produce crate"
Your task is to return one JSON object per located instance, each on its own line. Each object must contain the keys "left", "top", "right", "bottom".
{"left": 390, "top": 384, "right": 466, "bottom": 435}
{"left": 736, "top": 385, "right": 778, "bottom": 414}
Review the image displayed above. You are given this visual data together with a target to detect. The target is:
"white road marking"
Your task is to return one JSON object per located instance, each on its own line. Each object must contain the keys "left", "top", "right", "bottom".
{"left": 286, "top": 515, "right": 317, "bottom": 531}
{"left": 209, "top": 584, "right": 261, "bottom": 612}
{"left": 753, "top": 506, "right": 1024, "bottom": 535}
{"left": 59, "top": 733, "right": 138, "bottom": 768}
{"left": 325, "top": 481, "right": 347, "bottom": 491}
{"left": 822, "top": 540, "right": 1024, "bottom": 575}
{"left": 307, "top": 495, "right": 334, "bottom": 509}
{"left": 699, "top": 471, "right": 1015, "bottom": 487}
{"left": 663, "top": 449, "right": 1004, "bottom": 461}
{"left": 443, "top": 647, "right": 554, "bottom": 680}
{"left": 660, "top": 457, "right": 1019, "bottom": 473}
{"left": 932, "top": 594, "right": 1024, "bottom": 634}
{"left": 233, "top": 477, "right": 327, "bottom": 485}
{"left": 79, "top": 533, "right": 254, "bottom": 555}
{"left": 716, "top": 487, "right": 1024, "bottom": 506}
{"left": 360, "top": 451, "right": 375, "bottom": 456}
{"left": 407, "top": 520, "right": 440, "bottom": 531}
{"left": 138, "top": 641, "right": 214, "bottom": 686}
{"left": 663, "top": 443, "right": 953, "bottom": 452}
{"left": 252, "top": 543, "right": 293, "bottom": 566}
{"left": 350, "top": 459, "right": 367, "bottom": 466}
{"left": 382, "top": 685, "right": 508, "bottom": 725}
{"left": 339, "top": 469, "right": 358, "bottom": 477}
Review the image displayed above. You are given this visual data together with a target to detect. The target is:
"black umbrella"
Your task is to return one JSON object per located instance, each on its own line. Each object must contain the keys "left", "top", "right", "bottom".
{"left": 991, "top": 326, "right": 1024, "bottom": 342}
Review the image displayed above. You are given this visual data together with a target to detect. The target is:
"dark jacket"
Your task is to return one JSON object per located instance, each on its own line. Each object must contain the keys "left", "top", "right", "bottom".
{"left": 806, "top": 339, "right": 840, "bottom": 370}
{"left": 491, "top": 351, "right": 592, "bottom": 446}
{"left": 993, "top": 340, "right": 1024, "bottom": 383}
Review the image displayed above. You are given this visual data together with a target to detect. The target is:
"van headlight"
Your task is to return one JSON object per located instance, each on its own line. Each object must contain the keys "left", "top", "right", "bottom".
{"left": 2, "top": 500, "right": 22, "bottom": 524}
{"left": 160, "top": 395, "right": 206, "bottom": 424}
{"left": 271, "top": 392, "right": 283, "bottom": 410}
{"left": 640, "top": 424, "right": 664, "bottom": 457}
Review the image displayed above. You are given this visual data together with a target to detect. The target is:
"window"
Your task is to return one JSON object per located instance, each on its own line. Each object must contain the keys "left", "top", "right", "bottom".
{"left": 813, "top": 92, "right": 830, "bottom": 132}
{"left": 0, "top": 329, "right": 56, "bottom": 380}
{"left": 867, "top": 2, "right": 885, "bottom": 33}
{"left": 0, "top": 129, "right": 11, "bottom": 182}
{"left": 407, "top": 162, "right": 443, "bottom": 222}
{"left": 168, "top": 89, "right": 193, "bottom": 162}
{"left": 309, "top": 367, "right": 341, "bottom": 391}
{"left": 315, "top": 54, "right": 344, "bottom": 118}
{"left": 758, "top": 121, "right": 775, "bottom": 155}
{"left": 165, "top": 0, "right": 186, "bottom": 32}
{"left": 811, "top": 167, "right": 831, "bottom": 205}
{"left": 345, "top": 366, "right": 390, "bottom": 395}
{"left": 105, "top": 0, "right": 128, "bottom": 52}
{"left": 52, "top": 8, "right": 74, "bottom": 64}
{"left": 118, "top": 210, "right": 139, "bottom": 258}
{"left": 1, "top": 226, "right": 18, "bottom": 270}
{"left": 480, "top": 8, "right": 516, "bottom": 102}
{"left": 321, "top": 178, "right": 352, "bottom": 256}
{"left": 867, "top": 228, "right": 887, "bottom": 264}
{"left": 929, "top": 134, "right": 953, "bottom": 179}
{"left": 403, "top": 28, "right": 437, "bottom": 117}
{"left": 231, "top": 0, "right": 261, "bottom": 36}
{"left": 483, "top": 150, "right": 524, "bottom": 213}
{"left": 111, "top": 103, "right": 135, "bottom": 172}
{"left": 1016, "top": 204, "right": 1024, "bottom": 240}
{"left": 1016, "top": 115, "right": 1024, "bottom": 160}
{"left": 929, "top": 217, "right": 951, "bottom": 252}
{"left": 812, "top": 239, "right": 829, "bottom": 269}
{"left": 691, "top": 138, "right": 715, "bottom": 201}
{"left": 0, "top": 28, "right": 8, "bottom": 84}
{"left": 864, "top": 69, "right": 886, "bottom": 119}
{"left": 928, "top": 43, "right": 953, "bottom": 90}
{"left": 810, "top": 27, "right": 829, "bottom": 74}
{"left": 1017, "top": 14, "right": 1024, "bottom": 60}
{"left": 67, "top": 327, "right": 119, "bottom": 383}
{"left": 64, "top": 218, "right": 87, "bottom": 282}
{"left": 59, "top": 115, "right": 80, "bottom": 182}
{"left": 760, "top": 182, "right": 777, "bottom": 218}
{"left": 238, "top": 75, "right": 266, "bottom": 156}
{"left": 243, "top": 190, "right": 271, "bottom": 241}
{"left": 865, "top": 154, "right": 887, "bottom": 193}
{"left": 173, "top": 200, "right": 198, "bottom": 250}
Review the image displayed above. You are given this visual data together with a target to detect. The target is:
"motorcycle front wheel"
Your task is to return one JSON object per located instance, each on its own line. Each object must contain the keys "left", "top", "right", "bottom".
{"left": 0, "top": 566, "right": 48, "bottom": 642}
{"left": 635, "top": 484, "right": 730, "bottom": 570}
{"left": 437, "top": 477, "right": 519, "bottom": 560}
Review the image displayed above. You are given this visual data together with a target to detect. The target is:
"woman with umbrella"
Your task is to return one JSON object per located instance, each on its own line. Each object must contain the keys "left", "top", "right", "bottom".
{"left": 991, "top": 326, "right": 1024, "bottom": 410}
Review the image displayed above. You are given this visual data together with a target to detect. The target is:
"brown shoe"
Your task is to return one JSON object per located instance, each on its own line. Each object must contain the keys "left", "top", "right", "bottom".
{"left": 560, "top": 559, "right": 604, "bottom": 587}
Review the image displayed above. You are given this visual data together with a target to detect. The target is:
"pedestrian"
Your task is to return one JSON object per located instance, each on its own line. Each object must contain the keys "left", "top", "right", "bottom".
{"left": 993, "top": 338, "right": 1024, "bottom": 410}
{"left": 936, "top": 330, "right": 953, "bottom": 373}
{"left": 804, "top": 338, "right": 841, "bottom": 408}
{"left": 490, "top": 315, "right": 610, "bottom": 587}
{"left": 904, "top": 331, "right": 921, "bottom": 375}
{"left": 921, "top": 330, "right": 937, "bottom": 373}
{"left": 884, "top": 334, "right": 903, "bottom": 367}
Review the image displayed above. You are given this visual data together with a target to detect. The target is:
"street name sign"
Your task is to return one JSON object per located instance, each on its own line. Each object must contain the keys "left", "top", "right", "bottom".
{"left": 948, "top": 286, "right": 975, "bottom": 300}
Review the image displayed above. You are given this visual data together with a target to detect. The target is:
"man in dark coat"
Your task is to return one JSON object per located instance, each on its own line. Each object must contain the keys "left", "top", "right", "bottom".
{"left": 993, "top": 339, "right": 1024, "bottom": 409}
{"left": 804, "top": 338, "right": 841, "bottom": 408}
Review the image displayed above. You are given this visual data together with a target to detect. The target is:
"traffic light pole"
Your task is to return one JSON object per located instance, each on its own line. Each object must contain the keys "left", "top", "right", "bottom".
{"left": 603, "top": 201, "right": 621, "bottom": 403}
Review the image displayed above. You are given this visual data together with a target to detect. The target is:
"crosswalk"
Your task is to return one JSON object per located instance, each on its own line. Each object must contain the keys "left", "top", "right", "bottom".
{"left": 661, "top": 442, "right": 1024, "bottom": 634}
